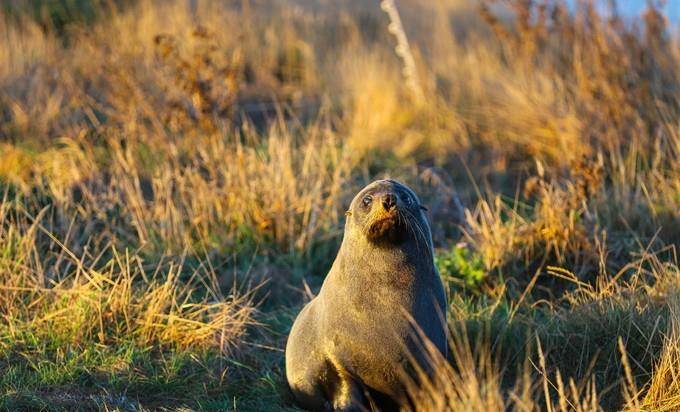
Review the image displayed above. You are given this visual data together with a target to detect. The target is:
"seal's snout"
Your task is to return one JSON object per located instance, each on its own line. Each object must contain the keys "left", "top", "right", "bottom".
{"left": 365, "top": 191, "right": 404, "bottom": 242}
{"left": 382, "top": 193, "right": 397, "bottom": 211}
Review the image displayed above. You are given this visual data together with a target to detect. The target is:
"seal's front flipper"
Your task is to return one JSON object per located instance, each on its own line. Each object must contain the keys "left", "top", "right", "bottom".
{"left": 329, "top": 380, "right": 366, "bottom": 412}
{"left": 323, "top": 359, "right": 368, "bottom": 412}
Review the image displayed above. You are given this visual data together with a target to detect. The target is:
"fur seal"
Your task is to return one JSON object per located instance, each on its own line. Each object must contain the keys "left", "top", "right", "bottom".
{"left": 285, "top": 179, "right": 448, "bottom": 411}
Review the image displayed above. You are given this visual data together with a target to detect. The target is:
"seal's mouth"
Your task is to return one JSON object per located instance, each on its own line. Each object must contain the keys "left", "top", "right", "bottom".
{"left": 365, "top": 211, "right": 406, "bottom": 242}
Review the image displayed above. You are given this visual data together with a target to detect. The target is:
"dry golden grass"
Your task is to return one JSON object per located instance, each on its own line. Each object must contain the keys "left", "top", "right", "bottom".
{"left": 407, "top": 331, "right": 608, "bottom": 412}
{"left": 410, "top": 255, "right": 679, "bottom": 412}
{"left": 641, "top": 297, "right": 680, "bottom": 411}
{"left": 0, "top": 199, "right": 254, "bottom": 354}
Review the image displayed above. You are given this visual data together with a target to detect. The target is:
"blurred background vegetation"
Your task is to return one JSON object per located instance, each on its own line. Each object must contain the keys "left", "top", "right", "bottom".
{"left": 0, "top": 0, "right": 679, "bottom": 410}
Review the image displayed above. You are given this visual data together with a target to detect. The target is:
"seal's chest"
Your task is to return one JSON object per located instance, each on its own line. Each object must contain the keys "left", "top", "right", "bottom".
{"left": 345, "top": 280, "right": 417, "bottom": 314}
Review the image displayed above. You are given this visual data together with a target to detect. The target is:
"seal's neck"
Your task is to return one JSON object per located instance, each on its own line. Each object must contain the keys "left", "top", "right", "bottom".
{"left": 336, "top": 232, "right": 436, "bottom": 284}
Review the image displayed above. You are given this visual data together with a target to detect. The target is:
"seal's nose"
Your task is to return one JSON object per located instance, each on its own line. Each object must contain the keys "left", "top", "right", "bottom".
{"left": 382, "top": 193, "right": 397, "bottom": 211}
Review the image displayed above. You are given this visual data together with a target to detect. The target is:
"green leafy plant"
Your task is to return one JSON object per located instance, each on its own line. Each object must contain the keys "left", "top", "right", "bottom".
{"left": 437, "top": 243, "right": 486, "bottom": 292}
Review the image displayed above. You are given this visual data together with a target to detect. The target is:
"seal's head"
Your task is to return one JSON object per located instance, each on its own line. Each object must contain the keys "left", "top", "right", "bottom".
{"left": 346, "top": 179, "right": 429, "bottom": 244}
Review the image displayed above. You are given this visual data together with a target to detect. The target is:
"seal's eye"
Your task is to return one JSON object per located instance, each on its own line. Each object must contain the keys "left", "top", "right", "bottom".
{"left": 362, "top": 195, "right": 373, "bottom": 207}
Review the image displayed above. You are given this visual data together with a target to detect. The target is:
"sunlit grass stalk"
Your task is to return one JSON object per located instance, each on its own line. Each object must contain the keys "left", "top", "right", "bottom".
{"left": 380, "top": 0, "right": 424, "bottom": 103}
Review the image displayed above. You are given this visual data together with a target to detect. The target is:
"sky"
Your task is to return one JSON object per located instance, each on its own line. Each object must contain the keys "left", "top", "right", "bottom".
{"left": 567, "top": 0, "right": 680, "bottom": 23}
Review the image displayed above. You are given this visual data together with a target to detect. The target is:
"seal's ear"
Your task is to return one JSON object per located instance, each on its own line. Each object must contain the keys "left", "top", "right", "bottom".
{"left": 345, "top": 210, "right": 352, "bottom": 217}
{"left": 419, "top": 205, "right": 428, "bottom": 211}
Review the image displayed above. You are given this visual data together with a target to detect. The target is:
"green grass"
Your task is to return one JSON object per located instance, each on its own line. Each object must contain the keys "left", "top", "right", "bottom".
{"left": 0, "top": 325, "right": 301, "bottom": 411}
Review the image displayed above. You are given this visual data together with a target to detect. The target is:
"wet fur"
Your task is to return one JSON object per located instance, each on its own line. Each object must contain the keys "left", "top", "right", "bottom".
{"left": 285, "top": 180, "right": 448, "bottom": 411}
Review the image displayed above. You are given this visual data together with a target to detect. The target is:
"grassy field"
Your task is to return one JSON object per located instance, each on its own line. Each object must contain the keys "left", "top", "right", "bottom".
{"left": 0, "top": 0, "right": 679, "bottom": 410}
